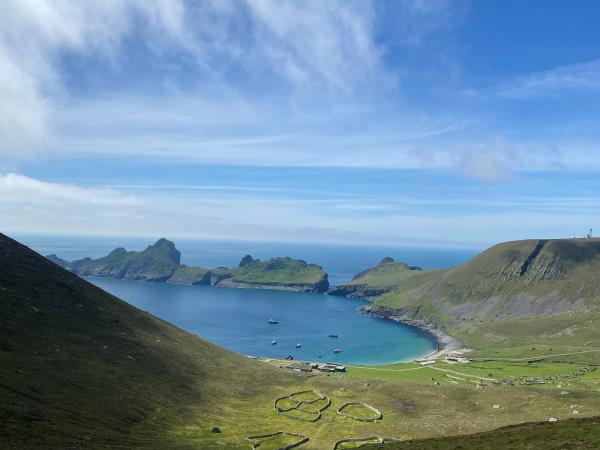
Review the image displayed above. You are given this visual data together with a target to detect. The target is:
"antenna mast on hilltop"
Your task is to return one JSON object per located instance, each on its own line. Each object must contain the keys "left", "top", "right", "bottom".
{"left": 587, "top": 228, "right": 593, "bottom": 238}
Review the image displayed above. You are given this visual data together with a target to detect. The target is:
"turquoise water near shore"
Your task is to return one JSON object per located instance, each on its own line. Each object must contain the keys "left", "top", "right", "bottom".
{"left": 19, "top": 234, "right": 478, "bottom": 365}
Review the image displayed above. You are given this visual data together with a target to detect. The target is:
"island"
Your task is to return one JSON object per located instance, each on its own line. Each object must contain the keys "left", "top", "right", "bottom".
{"left": 47, "top": 238, "right": 329, "bottom": 293}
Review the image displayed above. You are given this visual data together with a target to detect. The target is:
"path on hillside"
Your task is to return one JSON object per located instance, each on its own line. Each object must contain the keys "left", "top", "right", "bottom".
{"left": 347, "top": 364, "right": 495, "bottom": 382}
{"left": 471, "top": 348, "right": 600, "bottom": 362}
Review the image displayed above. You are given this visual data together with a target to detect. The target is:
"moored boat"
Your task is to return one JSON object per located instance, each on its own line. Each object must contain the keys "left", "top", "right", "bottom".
{"left": 267, "top": 319, "right": 278, "bottom": 324}
{"left": 272, "top": 340, "right": 277, "bottom": 345}
{"left": 333, "top": 348, "right": 342, "bottom": 353}
{"left": 296, "top": 343, "right": 302, "bottom": 348}
{"left": 328, "top": 332, "right": 338, "bottom": 338}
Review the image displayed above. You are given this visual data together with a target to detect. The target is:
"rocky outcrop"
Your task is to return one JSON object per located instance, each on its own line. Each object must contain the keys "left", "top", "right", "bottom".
{"left": 327, "top": 284, "right": 390, "bottom": 300}
{"left": 62, "top": 239, "right": 181, "bottom": 282}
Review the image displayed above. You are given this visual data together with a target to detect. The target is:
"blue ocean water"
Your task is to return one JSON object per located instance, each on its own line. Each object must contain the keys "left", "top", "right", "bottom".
{"left": 17, "top": 234, "right": 479, "bottom": 365}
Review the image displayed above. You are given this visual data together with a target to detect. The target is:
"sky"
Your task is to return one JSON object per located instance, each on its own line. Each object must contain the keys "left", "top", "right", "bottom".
{"left": 1, "top": 0, "right": 600, "bottom": 247}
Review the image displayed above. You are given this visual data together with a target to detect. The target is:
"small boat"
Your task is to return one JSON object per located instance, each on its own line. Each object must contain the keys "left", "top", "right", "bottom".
{"left": 267, "top": 319, "right": 279, "bottom": 324}
{"left": 328, "top": 333, "right": 338, "bottom": 338}
{"left": 271, "top": 340, "right": 277, "bottom": 345}
{"left": 296, "top": 343, "right": 302, "bottom": 348}
{"left": 333, "top": 348, "right": 342, "bottom": 353}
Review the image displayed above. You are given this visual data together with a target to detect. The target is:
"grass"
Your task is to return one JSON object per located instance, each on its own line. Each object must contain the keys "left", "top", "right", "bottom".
{"left": 342, "top": 261, "right": 423, "bottom": 288}
{"left": 169, "top": 265, "right": 210, "bottom": 284}
{"left": 229, "top": 257, "right": 327, "bottom": 285}
{"left": 374, "top": 416, "right": 600, "bottom": 449}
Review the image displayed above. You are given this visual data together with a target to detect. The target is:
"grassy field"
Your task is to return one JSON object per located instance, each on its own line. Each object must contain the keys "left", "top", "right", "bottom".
{"left": 373, "top": 416, "right": 600, "bottom": 449}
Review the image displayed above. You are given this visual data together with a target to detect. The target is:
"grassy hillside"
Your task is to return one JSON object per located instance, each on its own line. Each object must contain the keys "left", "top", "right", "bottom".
{"left": 223, "top": 256, "right": 328, "bottom": 288}
{"left": 375, "top": 416, "right": 600, "bottom": 449}
{"left": 168, "top": 265, "right": 211, "bottom": 284}
{"left": 0, "top": 233, "right": 300, "bottom": 448}
{"left": 367, "top": 238, "right": 600, "bottom": 360}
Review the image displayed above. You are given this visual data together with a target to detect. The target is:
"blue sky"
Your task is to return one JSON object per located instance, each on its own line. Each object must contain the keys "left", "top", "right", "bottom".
{"left": 1, "top": 0, "right": 600, "bottom": 246}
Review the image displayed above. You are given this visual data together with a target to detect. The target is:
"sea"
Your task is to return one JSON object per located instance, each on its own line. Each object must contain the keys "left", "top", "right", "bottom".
{"left": 16, "top": 234, "right": 479, "bottom": 366}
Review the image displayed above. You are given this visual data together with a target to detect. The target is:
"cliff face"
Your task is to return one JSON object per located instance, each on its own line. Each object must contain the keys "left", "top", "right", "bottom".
{"left": 62, "top": 239, "right": 181, "bottom": 282}
{"left": 48, "top": 240, "right": 329, "bottom": 293}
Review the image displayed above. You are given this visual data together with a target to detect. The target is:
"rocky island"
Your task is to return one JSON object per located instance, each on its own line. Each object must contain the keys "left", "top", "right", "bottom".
{"left": 47, "top": 238, "right": 329, "bottom": 293}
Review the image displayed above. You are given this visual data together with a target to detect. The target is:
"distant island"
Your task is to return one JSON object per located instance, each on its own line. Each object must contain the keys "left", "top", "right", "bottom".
{"left": 47, "top": 238, "right": 329, "bottom": 293}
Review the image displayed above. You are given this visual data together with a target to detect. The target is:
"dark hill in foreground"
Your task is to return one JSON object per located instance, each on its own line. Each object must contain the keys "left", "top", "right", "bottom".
{"left": 0, "top": 233, "right": 295, "bottom": 448}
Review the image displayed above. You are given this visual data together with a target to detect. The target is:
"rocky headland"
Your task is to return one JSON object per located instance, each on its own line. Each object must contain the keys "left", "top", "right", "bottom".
{"left": 48, "top": 239, "right": 329, "bottom": 293}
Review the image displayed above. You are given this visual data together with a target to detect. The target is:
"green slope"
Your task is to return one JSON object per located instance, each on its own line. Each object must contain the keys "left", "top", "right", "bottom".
{"left": 376, "top": 416, "right": 600, "bottom": 450}
{"left": 216, "top": 256, "right": 329, "bottom": 290}
{"left": 343, "top": 238, "right": 600, "bottom": 359}
{"left": 0, "top": 233, "right": 296, "bottom": 448}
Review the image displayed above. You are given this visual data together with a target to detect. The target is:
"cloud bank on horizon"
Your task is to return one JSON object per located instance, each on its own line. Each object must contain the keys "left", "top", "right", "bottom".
{"left": 1, "top": 0, "right": 600, "bottom": 244}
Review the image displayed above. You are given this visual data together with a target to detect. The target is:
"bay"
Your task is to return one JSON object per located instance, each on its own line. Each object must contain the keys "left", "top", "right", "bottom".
{"left": 19, "top": 234, "right": 479, "bottom": 365}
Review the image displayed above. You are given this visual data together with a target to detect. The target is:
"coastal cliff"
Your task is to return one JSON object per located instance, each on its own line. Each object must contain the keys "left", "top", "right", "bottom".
{"left": 48, "top": 239, "right": 329, "bottom": 293}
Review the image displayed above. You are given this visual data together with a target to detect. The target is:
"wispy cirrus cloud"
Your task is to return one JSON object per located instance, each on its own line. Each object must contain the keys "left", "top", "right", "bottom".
{"left": 0, "top": 173, "right": 137, "bottom": 206}
{"left": 497, "top": 59, "right": 600, "bottom": 99}
{"left": 1, "top": 0, "right": 464, "bottom": 165}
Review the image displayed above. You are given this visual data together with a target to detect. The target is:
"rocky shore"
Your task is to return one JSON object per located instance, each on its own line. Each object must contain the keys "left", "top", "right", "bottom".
{"left": 360, "top": 304, "right": 463, "bottom": 360}
{"left": 212, "top": 275, "right": 329, "bottom": 293}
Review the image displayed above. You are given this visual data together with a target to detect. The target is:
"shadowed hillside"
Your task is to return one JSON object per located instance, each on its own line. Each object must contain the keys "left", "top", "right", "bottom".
{"left": 0, "top": 233, "right": 296, "bottom": 448}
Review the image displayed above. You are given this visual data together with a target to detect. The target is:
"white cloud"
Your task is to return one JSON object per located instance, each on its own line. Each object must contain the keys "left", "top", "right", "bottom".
{"left": 458, "top": 146, "right": 514, "bottom": 182}
{"left": 1, "top": 0, "right": 460, "bottom": 164}
{"left": 0, "top": 173, "right": 138, "bottom": 206}
{"left": 498, "top": 59, "right": 600, "bottom": 99}
{"left": 0, "top": 0, "right": 188, "bottom": 158}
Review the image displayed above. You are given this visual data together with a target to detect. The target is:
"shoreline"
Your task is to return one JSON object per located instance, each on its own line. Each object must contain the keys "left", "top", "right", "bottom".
{"left": 359, "top": 304, "right": 464, "bottom": 362}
